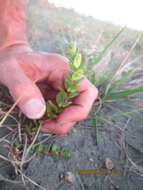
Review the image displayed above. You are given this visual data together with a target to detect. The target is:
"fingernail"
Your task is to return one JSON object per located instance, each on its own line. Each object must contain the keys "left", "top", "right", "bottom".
{"left": 22, "top": 98, "right": 46, "bottom": 119}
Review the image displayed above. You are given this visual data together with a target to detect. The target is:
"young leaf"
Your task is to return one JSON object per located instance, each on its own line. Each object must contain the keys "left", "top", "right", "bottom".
{"left": 47, "top": 100, "right": 58, "bottom": 119}
{"left": 73, "top": 53, "right": 82, "bottom": 68}
{"left": 65, "top": 77, "right": 72, "bottom": 89}
{"left": 44, "top": 146, "right": 50, "bottom": 153}
{"left": 48, "top": 112, "right": 57, "bottom": 120}
{"left": 38, "top": 144, "right": 43, "bottom": 152}
{"left": 60, "top": 148, "right": 71, "bottom": 158}
{"left": 70, "top": 42, "right": 77, "bottom": 55}
{"left": 68, "top": 92, "right": 79, "bottom": 98}
{"left": 71, "top": 69, "right": 84, "bottom": 80}
{"left": 67, "top": 83, "right": 78, "bottom": 92}
{"left": 47, "top": 100, "right": 58, "bottom": 113}
{"left": 60, "top": 101, "right": 72, "bottom": 108}
{"left": 51, "top": 144, "right": 58, "bottom": 153}
{"left": 56, "top": 89, "right": 67, "bottom": 107}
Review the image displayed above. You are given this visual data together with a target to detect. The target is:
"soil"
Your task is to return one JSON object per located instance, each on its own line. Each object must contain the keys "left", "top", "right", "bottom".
{"left": 0, "top": 100, "right": 143, "bottom": 190}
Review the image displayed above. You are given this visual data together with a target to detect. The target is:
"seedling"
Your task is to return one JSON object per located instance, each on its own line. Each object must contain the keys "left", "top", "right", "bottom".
{"left": 34, "top": 143, "right": 71, "bottom": 159}
{"left": 46, "top": 42, "right": 85, "bottom": 119}
{"left": 60, "top": 148, "right": 71, "bottom": 158}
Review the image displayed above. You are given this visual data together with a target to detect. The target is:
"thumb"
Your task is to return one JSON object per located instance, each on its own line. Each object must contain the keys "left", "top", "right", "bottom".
{"left": 1, "top": 60, "right": 46, "bottom": 119}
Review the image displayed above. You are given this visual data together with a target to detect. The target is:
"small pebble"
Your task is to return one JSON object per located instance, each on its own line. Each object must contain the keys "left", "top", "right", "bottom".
{"left": 105, "top": 157, "right": 114, "bottom": 170}
{"left": 64, "top": 171, "right": 75, "bottom": 183}
{"left": 89, "top": 158, "right": 94, "bottom": 162}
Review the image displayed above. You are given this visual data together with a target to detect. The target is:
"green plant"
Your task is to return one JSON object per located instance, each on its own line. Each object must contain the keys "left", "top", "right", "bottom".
{"left": 33, "top": 143, "right": 71, "bottom": 158}
{"left": 60, "top": 148, "right": 71, "bottom": 158}
{"left": 46, "top": 42, "right": 84, "bottom": 119}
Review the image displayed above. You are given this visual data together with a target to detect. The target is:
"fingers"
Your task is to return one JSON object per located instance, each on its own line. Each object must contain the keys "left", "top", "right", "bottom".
{"left": 0, "top": 58, "right": 46, "bottom": 119}
{"left": 58, "top": 79, "right": 98, "bottom": 122}
{"left": 41, "top": 79, "right": 98, "bottom": 135}
{"left": 19, "top": 52, "right": 70, "bottom": 90}
{"left": 41, "top": 120, "right": 76, "bottom": 136}
{"left": 0, "top": 52, "right": 69, "bottom": 120}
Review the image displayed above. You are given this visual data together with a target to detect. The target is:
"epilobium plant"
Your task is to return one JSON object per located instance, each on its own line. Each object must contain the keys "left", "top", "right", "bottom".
{"left": 46, "top": 42, "right": 85, "bottom": 119}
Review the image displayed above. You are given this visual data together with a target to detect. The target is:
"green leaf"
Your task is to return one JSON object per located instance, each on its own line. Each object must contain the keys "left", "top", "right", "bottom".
{"left": 51, "top": 144, "right": 58, "bottom": 153}
{"left": 69, "top": 62, "right": 78, "bottom": 72}
{"left": 68, "top": 92, "right": 79, "bottom": 98}
{"left": 60, "top": 101, "right": 72, "bottom": 108}
{"left": 104, "top": 68, "right": 137, "bottom": 97}
{"left": 47, "top": 100, "right": 58, "bottom": 119}
{"left": 38, "top": 144, "right": 43, "bottom": 152}
{"left": 73, "top": 53, "right": 82, "bottom": 68}
{"left": 60, "top": 148, "right": 71, "bottom": 158}
{"left": 104, "top": 87, "right": 143, "bottom": 100}
{"left": 71, "top": 69, "right": 84, "bottom": 80}
{"left": 44, "top": 146, "right": 50, "bottom": 152}
{"left": 70, "top": 42, "right": 77, "bottom": 54}
{"left": 65, "top": 78, "right": 72, "bottom": 89}
{"left": 75, "top": 78, "right": 83, "bottom": 85}
{"left": 67, "top": 83, "right": 78, "bottom": 92}
{"left": 47, "top": 100, "right": 58, "bottom": 113}
{"left": 48, "top": 112, "right": 57, "bottom": 120}
{"left": 56, "top": 89, "right": 67, "bottom": 107}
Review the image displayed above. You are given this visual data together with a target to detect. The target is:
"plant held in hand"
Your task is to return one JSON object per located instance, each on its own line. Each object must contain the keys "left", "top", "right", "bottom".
{"left": 46, "top": 43, "right": 85, "bottom": 120}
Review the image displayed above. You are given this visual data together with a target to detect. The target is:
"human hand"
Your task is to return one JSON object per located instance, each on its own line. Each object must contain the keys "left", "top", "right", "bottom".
{"left": 0, "top": 46, "right": 98, "bottom": 135}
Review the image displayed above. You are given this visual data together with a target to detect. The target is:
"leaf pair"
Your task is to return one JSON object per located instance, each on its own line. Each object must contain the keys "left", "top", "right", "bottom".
{"left": 46, "top": 100, "right": 58, "bottom": 119}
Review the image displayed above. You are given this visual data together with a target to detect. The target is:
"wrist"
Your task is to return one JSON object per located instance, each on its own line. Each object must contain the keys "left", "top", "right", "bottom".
{"left": 0, "top": 0, "right": 29, "bottom": 50}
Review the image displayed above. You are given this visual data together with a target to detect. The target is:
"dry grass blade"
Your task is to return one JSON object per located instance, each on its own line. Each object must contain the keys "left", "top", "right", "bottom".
{"left": 25, "top": 122, "right": 42, "bottom": 158}
{"left": 110, "top": 33, "right": 142, "bottom": 83}
{"left": 0, "top": 174, "right": 21, "bottom": 184}
{"left": 0, "top": 98, "right": 20, "bottom": 128}
{"left": 0, "top": 154, "right": 10, "bottom": 162}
